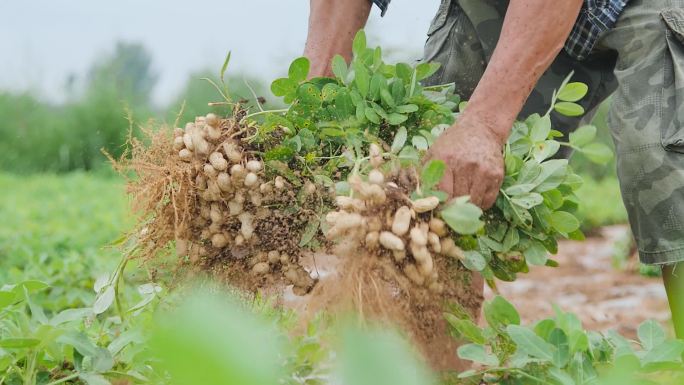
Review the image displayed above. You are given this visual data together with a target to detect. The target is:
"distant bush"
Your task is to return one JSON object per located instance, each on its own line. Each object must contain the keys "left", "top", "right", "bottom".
{"left": 0, "top": 44, "right": 277, "bottom": 173}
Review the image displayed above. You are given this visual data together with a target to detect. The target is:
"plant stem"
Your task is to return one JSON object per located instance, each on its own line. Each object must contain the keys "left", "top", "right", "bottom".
{"left": 241, "top": 108, "right": 289, "bottom": 122}
{"left": 45, "top": 373, "right": 80, "bottom": 385}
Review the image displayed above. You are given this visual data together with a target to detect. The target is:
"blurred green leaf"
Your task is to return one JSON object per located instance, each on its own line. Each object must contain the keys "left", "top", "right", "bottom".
{"left": 340, "top": 327, "right": 434, "bottom": 385}
{"left": 507, "top": 325, "right": 556, "bottom": 362}
{"left": 152, "top": 291, "right": 281, "bottom": 385}
{"left": 569, "top": 125, "right": 597, "bottom": 148}
{"left": 457, "top": 344, "right": 499, "bottom": 366}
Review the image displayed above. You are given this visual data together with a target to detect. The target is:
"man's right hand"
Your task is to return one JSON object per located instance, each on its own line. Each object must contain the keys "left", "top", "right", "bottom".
{"left": 304, "top": 0, "right": 372, "bottom": 78}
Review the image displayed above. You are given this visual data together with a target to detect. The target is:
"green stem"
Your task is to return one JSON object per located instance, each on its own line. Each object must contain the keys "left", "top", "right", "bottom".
{"left": 663, "top": 262, "right": 684, "bottom": 339}
{"left": 45, "top": 373, "right": 80, "bottom": 385}
{"left": 23, "top": 351, "right": 36, "bottom": 385}
{"left": 241, "top": 108, "right": 289, "bottom": 122}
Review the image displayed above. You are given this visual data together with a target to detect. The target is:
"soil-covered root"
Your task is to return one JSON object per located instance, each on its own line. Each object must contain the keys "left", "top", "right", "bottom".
{"left": 114, "top": 110, "right": 331, "bottom": 294}
{"left": 308, "top": 151, "right": 484, "bottom": 370}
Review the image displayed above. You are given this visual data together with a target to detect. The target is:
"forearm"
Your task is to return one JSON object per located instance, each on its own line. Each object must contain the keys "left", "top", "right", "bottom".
{"left": 304, "top": 0, "right": 371, "bottom": 77}
{"left": 463, "top": 0, "right": 583, "bottom": 143}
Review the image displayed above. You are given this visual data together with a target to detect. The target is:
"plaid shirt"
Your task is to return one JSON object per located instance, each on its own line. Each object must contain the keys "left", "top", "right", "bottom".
{"left": 371, "top": 0, "right": 629, "bottom": 61}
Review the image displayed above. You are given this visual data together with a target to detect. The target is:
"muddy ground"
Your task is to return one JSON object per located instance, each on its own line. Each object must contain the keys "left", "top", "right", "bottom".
{"left": 487, "top": 225, "right": 672, "bottom": 338}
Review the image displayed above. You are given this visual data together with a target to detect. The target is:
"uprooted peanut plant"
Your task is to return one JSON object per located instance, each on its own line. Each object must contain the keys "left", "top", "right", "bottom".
{"left": 118, "top": 31, "right": 610, "bottom": 298}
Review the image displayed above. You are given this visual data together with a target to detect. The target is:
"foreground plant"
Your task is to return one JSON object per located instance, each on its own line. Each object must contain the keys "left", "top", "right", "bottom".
{"left": 448, "top": 296, "right": 684, "bottom": 384}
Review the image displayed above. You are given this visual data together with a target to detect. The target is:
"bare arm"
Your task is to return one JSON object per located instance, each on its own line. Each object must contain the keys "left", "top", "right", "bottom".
{"left": 304, "top": 0, "right": 372, "bottom": 77}
{"left": 428, "top": 0, "right": 583, "bottom": 208}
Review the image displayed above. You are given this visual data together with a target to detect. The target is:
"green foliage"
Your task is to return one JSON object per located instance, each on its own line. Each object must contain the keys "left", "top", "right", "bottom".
{"left": 442, "top": 76, "right": 615, "bottom": 283}
{"left": 262, "top": 32, "right": 617, "bottom": 284}
{"left": 449, "top": 297, "right": 684, "bottom": 384}
{"left": 575, "top": 177, "right": 627, "bottom": 231}
{"left": 0, "top": 42, "right": 155, "bottom": 173}
{"left": 262, "top": 30, "right": 458, "bottom": 176}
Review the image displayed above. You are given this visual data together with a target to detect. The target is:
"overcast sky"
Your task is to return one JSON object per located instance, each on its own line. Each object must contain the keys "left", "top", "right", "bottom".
{"left": 1, "top": 1, "right": 439, "bottom": 106}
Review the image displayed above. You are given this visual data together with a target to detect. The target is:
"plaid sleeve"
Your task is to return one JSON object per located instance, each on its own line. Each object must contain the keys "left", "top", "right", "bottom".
{"left": 371, "top": 0, "right": 390, "bottom": 16}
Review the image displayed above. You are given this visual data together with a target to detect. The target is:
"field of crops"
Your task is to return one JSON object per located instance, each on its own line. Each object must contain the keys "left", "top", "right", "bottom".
{"left": 0, "top": 171, "right": 679, "bottom": 385}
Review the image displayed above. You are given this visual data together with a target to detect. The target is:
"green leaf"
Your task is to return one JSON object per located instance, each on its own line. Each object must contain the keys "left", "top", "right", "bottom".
{"left": 340, "top": 327, "right": 434, "bottom": 385}
{"left": 440, "top": 197, "right": 484, "bottom": 235}
{"left": 638, "top": 320, "right": 666, "bottom": 351}
{"left": 421, "top": 160, "right": 445, "bottom": 190}
{"left": 642, "top": 340, "right": 684, "bottom": 365}
{"left": 93, "top": 285, "right": 115, "bottom": 315}
{"left": 580, "top": 142, "right": 613, "bottom": 164}
{"left": 415, "top": 62, "right": 441, "bottom": 81}
{"left": 395, "top": 104, "right": 418, "bottom": 113}
{"left": 0, "top": 291, "right": 16, "bottom": 308}
{"left": 0, "top": 338, "right": 41, "bottom": 349}
{"left": 288, "top": 57, "right": 310, "bottom": 83}
{"left": 264, "top": 146, "right": 295, "bottom": 162}
{"left": 398, "top": 146, "right": 420, "bottom": 166}
{"left": 532, "top": 140, "right": 560, "bottom": 162}
{"left": 391, "top": 127, "right": 407, "bottom": 154}
{"left": 557, "top": 82, "right": 588, "bottom": 102}
{"left": 511, "top": 192, "right": 544, "bottom": 209}
{"left": 220, "top": 51, "right": 231, "bottom": 83}
{"left": 299, "top": 220, "right": 320, "bottom": 247}
{"left": 50, "top": 308, "right": 93, "bottom": 326}
{"left": 364, "top": 106, "right": 380, "bottom": 123}
{"left": 524, "top": 241, "right": 548, "bottom": 266}
{"left": 549, "top": 328, "right": 570, "bottom": 367}
{"left": 79, "top": 373, "right": 110, "bottom": 385}
{"left": 395, "top": 63, "right": 412, "bottom": 82}
{"left": 444, "top": 314, "right": 486, "bottom": 344}
{"left": 462, "top": 250, "right": 487, "bottom": 272}
{"left": 548, "top": 367, "right": 575, "bottom": 385}
{"left": 484, "top": 296, "right": 520, "bottom": 329}
{"left": 506, "top": 325, "right": 556, "bottom": 362}
{"left": 569, "top": 125, "right": 597, "bottom": 147}
{"left": 411, "top": 135, "right": 428, "bottom": 150}
{"left": 332, "top": 55, "right": 348, "bottom": 82}
{"left": 502, "top": 227, "right": 520, "bottom": 252}
{"left": 554, "top": 102, "right": 585, "bottom": 117}
{"left": 549, "top": 211, "right": 580, "bottom": 234}
{"left": 534, "top": 159, "right": 569, "bottom": 193}
{"left": 321, "top": 83, "right": 340, "bottom": 102}
{"left": 354, "top": 62, "right": 370, "bottom": 98}
{"left": 296, "top": 83, "right": 322, "bottom": 106}
{"left": 457, "top": 344, "right": 499, "bottom": 366}
{"left": 352, "top": 30, "right": 367, "bottom": 57}
{"left": 152, "top": 292, "right": 282, "bottom": 385}
{"left": 530, "top": 114, "right": 551, "bottom": 142}
{"left": 270, "top": 78, "right": 297, "bottom": 98}
{"left": 380, "top": 89, "right": 396, "bottom": 108}
{"left": 568, "top": 330, "right": 589, "bottom": 354}
{"left": 388, "top": 113, "right": 408, "bottom": 125}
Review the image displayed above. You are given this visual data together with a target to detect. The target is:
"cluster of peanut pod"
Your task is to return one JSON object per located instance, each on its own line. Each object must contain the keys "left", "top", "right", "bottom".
{"left": 171, "top": 113, "right": 315, "bottom": 294}
{"left": 324, "top": 144, "right": 466, "bottom": 294}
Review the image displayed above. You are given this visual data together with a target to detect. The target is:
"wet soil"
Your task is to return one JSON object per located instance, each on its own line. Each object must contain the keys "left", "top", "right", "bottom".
{"left": 486, "top": 225, "right": 672, "bottom": 338}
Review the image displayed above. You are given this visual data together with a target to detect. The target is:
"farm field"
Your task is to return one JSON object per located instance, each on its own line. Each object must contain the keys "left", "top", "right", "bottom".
{"left": 1, "top": 170, "right": 677, "bottom": 384}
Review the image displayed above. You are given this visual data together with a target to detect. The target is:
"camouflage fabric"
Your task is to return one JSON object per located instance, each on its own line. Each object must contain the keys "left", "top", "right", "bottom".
{"left": 423, "top": 0, "right": 684, "bottom": 265}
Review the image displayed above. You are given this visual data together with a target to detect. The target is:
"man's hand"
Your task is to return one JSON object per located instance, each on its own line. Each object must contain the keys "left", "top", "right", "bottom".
{"left": 424, "top": 0, "right": 583, "bottom": 207}
{"left": 304, "top": 0, "right": 371, "bottom": 78}
{"left": 427, "top": 115, "right": 505, "bottom": 209}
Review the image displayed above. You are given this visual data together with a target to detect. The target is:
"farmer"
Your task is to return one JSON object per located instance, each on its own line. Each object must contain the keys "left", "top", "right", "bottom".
{"left": 304, "top": 0, "right": 684, "bottom": 338}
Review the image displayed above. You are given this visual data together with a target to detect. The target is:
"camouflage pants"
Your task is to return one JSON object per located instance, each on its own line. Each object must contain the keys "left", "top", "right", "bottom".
{"left": 424, "top": 0, "right": 684, "bottom": 265}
